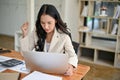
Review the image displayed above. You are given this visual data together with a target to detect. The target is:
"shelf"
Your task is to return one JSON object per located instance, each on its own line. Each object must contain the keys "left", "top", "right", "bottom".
{"left": 79, "top": 0, "right": 120, "bottom": 68}
{"left": 118, "top": 53, "right": 120, "bottom": 60}
{"left": 97, "top": 50, "right": 115, "bottom": 66}
{"left": 79, "top": 47, "right": 94, "bottom": 62}
{"left": 95, "top": 60, "right": 114, "bottom": 67}
{"left": 80, "top": 0, "right": 120, "bottom": 2}
{"left": 81, "top": 38, "right": 116, "bottom": 52}
{"left": 117, "top": 36, "right": 120, "bottom": 53}
{"left": 86, "top": 31, "right": 117, "bottom": 39}
{"left": 78, "top": 56, "right": 94, "bottom": 63}
{"left": 92, "top": 33, "right": 117, "bottom": 39}
{"left": 80, "top": 16, "right": 120, "bottom": 20}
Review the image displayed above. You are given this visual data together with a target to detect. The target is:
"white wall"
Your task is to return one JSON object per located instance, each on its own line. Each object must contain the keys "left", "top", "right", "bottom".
{"left": 0, "top": 0, "right": 79, "bottom": 42}
{"left": 35, "top": 0, "right": 64, "bottom": 20}
{"left": 64, "top": 0, "right": 79, "bottom": 42}
{"left": 0, "top": 0, "right": 27, "bottom": 36}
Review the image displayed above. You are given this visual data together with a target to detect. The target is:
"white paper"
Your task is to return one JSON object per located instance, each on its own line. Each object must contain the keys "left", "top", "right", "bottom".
{"left": 0, "top": 55, "right": 29, "bottom": 73}
{"left": 8, "top": 61, "right": 30, "bottom": 74}
{"left": 0, "top": 66, "right": 7, "bottom": 72}
{"left": 22, "top": 71, "right": 62, "bottom": 80}
{"left": 0, "top": 55, "right": 12, "bottom": 72}
{"left": 81, "top": 5, "right": 88, "bottom": 16}
{"left": 111, "top": 24, "right": 118, "bottom": 35}
{"left": 0, "top": 55, "right": 12, "bottom": 62}
{"left": 113, "top": 5, "right": 120, "bottom": 19}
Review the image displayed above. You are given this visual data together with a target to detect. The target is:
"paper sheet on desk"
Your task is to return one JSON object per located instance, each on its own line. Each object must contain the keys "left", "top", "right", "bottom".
{"left": 0, "top": 55, "right": 12, "bottom": 72}
{"left": 8, "top": 61, "right": 30, "bottom": 74}
{"left": 22, "top": 71, "right": 62, "bottom": 80}
{"left": 0, "top": 55, "right": 29, "bottom": 73}
{"left": 0, "top": 66, "right": 7, "bottom": 72}
{"left": 0, "top": 55, "right": 12, "bottom": 61}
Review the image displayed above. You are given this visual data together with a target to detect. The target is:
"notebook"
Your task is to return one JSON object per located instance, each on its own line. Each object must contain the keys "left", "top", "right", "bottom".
{"left": 22, "top": 51, "right": 69, "bottom": 74}
{"left": 0, "top": 73, "right": 20, "bottom": 80}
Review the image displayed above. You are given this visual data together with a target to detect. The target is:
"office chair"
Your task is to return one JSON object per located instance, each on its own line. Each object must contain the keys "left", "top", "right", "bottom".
{"left": 72, "top": 41, "right": 80, "bottom": 54}
{"left": 68, "top": 33, "right": 80, "bottom": 54}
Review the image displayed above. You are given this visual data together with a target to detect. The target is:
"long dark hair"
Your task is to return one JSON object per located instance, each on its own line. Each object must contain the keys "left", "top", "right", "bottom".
{"left": 35, "top": 4, "right": 70, "bottom": 51}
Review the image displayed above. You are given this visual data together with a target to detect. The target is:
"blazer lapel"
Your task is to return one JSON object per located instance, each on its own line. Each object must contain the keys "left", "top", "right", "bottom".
{"left": 49, "top": 28, "right": 59, "bottom": 52}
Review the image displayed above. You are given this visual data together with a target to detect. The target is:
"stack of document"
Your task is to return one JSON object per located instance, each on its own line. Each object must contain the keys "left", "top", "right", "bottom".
{"left": 81, "top": 5, "right": 88, "bottom": 16}
{"left": 22, "top": 71, "right": 62, "bottom": 80}
{"left": 113, "top": 5, "right": 120, "bottom": 19}
{"left": 111, "top": 23, "right": 118, "bottom": 35}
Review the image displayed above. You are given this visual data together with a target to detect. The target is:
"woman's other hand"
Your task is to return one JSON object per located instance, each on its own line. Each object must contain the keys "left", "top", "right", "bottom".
{"left": 64, "top": 64, "right": 74, "bottom": 76}
{"left": 21, "top": 22, "right": 29, "bottom": 38}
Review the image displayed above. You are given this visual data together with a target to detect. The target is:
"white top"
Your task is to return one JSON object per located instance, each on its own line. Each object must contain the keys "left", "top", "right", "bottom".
{"left": 44, "top": 40, "right": 50, "bottom": 52}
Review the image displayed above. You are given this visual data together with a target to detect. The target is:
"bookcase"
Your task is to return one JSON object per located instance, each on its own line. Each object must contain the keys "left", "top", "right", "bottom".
{"left": 78, "top": 0, "right": 120, "bottom": 68}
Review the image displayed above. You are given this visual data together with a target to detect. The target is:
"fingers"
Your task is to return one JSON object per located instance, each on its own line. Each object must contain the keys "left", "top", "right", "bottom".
{"left": 64, "top": 69, "right": 73, "bottom": 76}
{"left": 64, "top": 64, "right": 74, "bottom": 76}
{"left": 21, "top": 22, "right": 29, "bottom": 38}
{"left": 21, "top": 22, "right": 29, "bottom": 31}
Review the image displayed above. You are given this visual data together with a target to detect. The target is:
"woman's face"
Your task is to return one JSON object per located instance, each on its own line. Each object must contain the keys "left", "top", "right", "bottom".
{"left": 40, "top": 14, "right": 56, "bottom": 34}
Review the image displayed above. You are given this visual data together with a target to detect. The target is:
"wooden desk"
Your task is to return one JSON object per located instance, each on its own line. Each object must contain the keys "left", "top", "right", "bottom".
{"left": 1, "top": 50, "right": 90, "bottom": 80}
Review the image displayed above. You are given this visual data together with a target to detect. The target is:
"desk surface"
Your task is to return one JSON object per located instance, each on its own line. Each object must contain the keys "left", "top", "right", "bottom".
{"left": 1, "top": 50, "right": 90, "bottom": 80}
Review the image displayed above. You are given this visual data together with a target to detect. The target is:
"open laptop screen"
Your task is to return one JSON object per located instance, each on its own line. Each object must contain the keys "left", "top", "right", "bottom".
{"left": 22, "top": 51, "right": 69, "bottom": 74}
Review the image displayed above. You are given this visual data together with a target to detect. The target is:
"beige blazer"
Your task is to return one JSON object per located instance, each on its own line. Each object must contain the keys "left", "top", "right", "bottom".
{"left": 20, "top": 28, "right": 78, "bottom": 67}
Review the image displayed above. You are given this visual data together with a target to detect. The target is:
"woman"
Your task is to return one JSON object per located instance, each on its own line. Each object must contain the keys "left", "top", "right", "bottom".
{"left": 20, "top": 4, "right": 78, "bottom": 76}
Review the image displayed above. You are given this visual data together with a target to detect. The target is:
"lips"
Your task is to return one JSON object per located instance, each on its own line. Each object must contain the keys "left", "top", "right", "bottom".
{"left": 45, "top": 29, "right": 49, "bottom": 32}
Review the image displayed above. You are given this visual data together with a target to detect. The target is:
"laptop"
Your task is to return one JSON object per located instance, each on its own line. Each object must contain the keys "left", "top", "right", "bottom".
{"left": 22, "top": 51, "right": 69, "bottom": 74}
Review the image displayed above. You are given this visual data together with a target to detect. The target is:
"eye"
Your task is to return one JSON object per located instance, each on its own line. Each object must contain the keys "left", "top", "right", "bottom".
{"left": 41, "top": 21, "right": 45, "bottom": 25}
{"left": 48, "top": 22, "right": 52, "bottom": 25}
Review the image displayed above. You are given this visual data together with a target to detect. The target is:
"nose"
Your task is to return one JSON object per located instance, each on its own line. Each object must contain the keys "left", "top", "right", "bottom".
{"left": 44, "top": 24, "right": 49, "bottom": 29}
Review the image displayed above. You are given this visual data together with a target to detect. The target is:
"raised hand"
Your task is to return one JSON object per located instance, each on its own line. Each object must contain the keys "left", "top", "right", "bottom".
{"left": 21, "top": 22, "right": 29, "bottom": 38}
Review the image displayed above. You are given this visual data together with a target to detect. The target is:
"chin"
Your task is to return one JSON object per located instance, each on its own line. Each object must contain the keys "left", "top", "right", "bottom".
{"left": 46, "top": 31, "right": 50, "bottom": 33}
